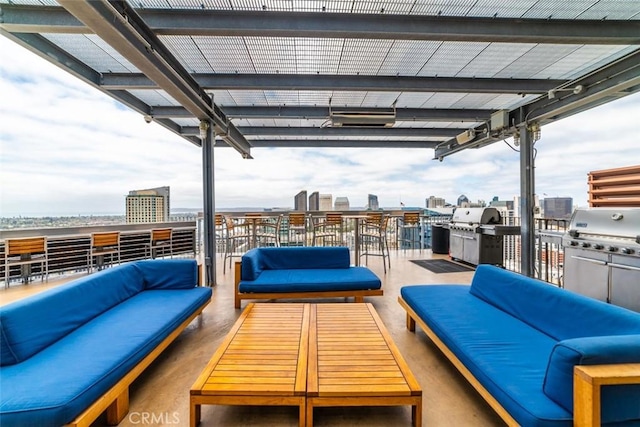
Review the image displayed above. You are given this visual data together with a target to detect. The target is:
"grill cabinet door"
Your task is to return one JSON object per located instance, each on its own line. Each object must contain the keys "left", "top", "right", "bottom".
{"left": 563, "top": 247, "right": 609, "bottom": 303}
{"left": 610, "top": 255, "right": 640, "bottom": 312}
{"left": 449, "top": 229, "right": 465, "bottom": 261}
{"left": 462, "top": 232, "right": 479, "bottom": 265}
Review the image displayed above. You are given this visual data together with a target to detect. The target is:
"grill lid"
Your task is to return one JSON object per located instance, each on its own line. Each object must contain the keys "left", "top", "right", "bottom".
{"left": 451, "top": 207, "right": 501, "bottom": 225}
{"left": 568, "top": 208, "right": 640, "bottom": 240}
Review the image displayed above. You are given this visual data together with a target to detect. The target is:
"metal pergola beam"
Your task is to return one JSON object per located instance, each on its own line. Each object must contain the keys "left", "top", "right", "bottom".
{"left": 102, "top": 73, "right": 565, "bottom": 94}
{"left": 433, "top": 48, "right": 640, "bottom": 160}
{"left": 153, "top": 106, "right": 492, "bottom": 122}
{"left": 0, "top": 31, "right": 101, "bottom": 86}
{"left": 57, "top": 0, "right": 251, "bottom": 158}
{"left": 2, "top": 5, "right": 639, "bottom": 45}
{"left": 230, "top": 107, "right": 491, "bottom": 121}
{"left": 182, "top": 126, "right": 461, "bottom": 138}
{"left": 513, "top": 48, "right": 640, "bottom": 126}
{"left": 217, "top": 139, "right": 439, "bottom": 148}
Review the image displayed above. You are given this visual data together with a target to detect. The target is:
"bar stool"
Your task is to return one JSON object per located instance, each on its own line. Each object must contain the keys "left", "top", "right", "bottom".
{"left": 255, "top": 215, "right": 282, "bottom": 247}
{"left": 215, "top": 214, "right": 226, "bottom": 257}
{"left": 360, "top": 213, "right": 391, "bottom": 273}
{"left": 88, "top": 231, "right": 120, "bottom": 272}
{"left": 287, "top": 212, "right": 308, "bottom": 246}
{"left": 148, "top": 228, "right": 172, "bottom": 259}
{"left": 398, "top": 211, "right": 422, "bottom": 251}
{"left": 4, "top": 236, "right": 48, "bottom": 287}
{"left": 312, "top": 212, "right": 344, "bottom": 246}
{"left": 223, "top": 216, "right": 251, "bottom": 273}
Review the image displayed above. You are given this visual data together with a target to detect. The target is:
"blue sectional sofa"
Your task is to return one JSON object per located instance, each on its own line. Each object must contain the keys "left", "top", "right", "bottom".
{"left": 234, "top": 247, "right": 382, "bottom": 308}
{"left": 0, "top": 259, "right": 211, "bottom": 427}
{"left": 399, "top": 265, "right": 640, "bottom": 427}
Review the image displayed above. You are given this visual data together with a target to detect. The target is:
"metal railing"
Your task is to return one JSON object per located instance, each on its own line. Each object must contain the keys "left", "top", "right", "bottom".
{"left": 1, "top": 222, "right": 196, "bottom": 285}
{"left": 501, "top": 217, "right": 569, "bottom": 285}
{"left": 2, "top": 212, "right": 569, "bottom": 287}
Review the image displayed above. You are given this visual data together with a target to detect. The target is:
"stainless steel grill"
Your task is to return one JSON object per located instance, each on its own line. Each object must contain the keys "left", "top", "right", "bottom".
{"left": 448, "top": 207, "right": 520, "bottom": 266}
{"left": 562, "top": 207, "right": 640, "bottom": 312}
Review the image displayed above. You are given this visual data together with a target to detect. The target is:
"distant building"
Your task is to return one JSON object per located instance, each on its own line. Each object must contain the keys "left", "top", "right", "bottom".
{"left": 488, "top": 198, "right": 514, "bottom": 211}
{"left": 543, "top": 197, "right": 573, "bottom": 219}
{"left": 126, "top": 186, "right": 170, "bottom": 224}
{"left": 426, "top": 196, "right": 446, "bottom": 208}
{"left": 335, "top": 197, "right": 350, "bottom": 211}
{"left": 513, "top": 195, "right": 542, "bottom": 219}
{"left": 457, "top": 194, "right": 469, "bottom": 207}
{"left": 367, "top": 194, "right": 379, "bottom": 210}
{"left": 309, "top": 191, "right": 320, "bottom": 211}
{"left": 294, "top": 190, "right": 307, "bottom": 211}
{"left": 319, "top": 194, "right": 333, "bottom": 211}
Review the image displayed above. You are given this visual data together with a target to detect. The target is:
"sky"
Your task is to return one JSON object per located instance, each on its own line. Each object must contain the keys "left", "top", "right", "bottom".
{"left": 1, "top": 36, "right": 639, "bottom": 217}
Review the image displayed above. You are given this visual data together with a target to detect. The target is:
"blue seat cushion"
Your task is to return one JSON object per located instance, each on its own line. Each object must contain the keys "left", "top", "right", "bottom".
{"left": 0, "top": 288, "right": 211, "bottom": 427}
{"left": 1, "top": 263, "right": 145, "bottom": 366}
{"left": 135, "top": 259, "right": 199, "bottom": 290}
{"left": 401, "top": 285, "right": 571, "bottom": 427}
{"left": 241, "top": 247, "right": 351, "bottom": 281}
{"left": 239, "top": 266, "right": 381, "bottom": 293}
{"left": 544, "top": 335, "right": 640, "bottom": 424}
{"left": 469, "top": 265, "right": 640, "bottom": 341}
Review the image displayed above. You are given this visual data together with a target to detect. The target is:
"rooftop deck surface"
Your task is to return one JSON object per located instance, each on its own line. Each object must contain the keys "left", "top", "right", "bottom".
{"left": 0, "top": 250, "right": 505, "bottom": 426}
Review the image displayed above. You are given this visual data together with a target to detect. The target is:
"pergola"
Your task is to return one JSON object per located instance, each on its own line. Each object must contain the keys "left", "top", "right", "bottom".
{"left": 1, "top": 0, "right": 639, "bottom": 285}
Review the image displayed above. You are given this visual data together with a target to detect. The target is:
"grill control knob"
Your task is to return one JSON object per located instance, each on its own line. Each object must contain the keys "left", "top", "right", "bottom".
{"left": 608, "top": 246, "right": 618, "bottom": 252}
{"left": 581, "top": 242, "right": 591, "bottom": 248}
{"left": 620, "top": 248, "right": 634, "bottom": 255}
{"left": 594, "top": 244, "right": 604, "bottom": 250}
{"left": 570, "top": 241, "right": 579, "bottom": 246}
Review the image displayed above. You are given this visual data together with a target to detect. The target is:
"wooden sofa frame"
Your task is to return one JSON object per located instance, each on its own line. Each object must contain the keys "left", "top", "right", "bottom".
{"left": 398, "top": 296, "right": 640, "bottom": 427}
{"left": 234, "top": 261, "right": 383, "bottom": 309}
{"left": 63, "top": 266, "right": 209, "bottom": 427}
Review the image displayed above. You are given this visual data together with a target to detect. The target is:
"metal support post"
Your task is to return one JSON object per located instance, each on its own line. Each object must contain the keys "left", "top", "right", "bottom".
{"left": 201, "top": 120, "right": 216, "bottom": 286}
{"left": 519, "top": 124, "right": 535, "bottom": 277}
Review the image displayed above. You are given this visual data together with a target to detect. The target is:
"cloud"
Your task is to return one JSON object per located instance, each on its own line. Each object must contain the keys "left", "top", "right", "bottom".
{"left": 1, "top": 35, "right": 639, "bottom": 216}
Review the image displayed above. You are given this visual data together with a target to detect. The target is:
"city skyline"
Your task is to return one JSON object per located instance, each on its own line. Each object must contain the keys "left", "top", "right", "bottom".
{"left": 1, "top": 36, "right": 639, "bottom": 217}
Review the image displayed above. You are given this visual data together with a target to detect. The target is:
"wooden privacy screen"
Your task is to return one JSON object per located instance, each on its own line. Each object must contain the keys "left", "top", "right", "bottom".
{"left": 588, "top": 165, "right": 640, "bottom": 207}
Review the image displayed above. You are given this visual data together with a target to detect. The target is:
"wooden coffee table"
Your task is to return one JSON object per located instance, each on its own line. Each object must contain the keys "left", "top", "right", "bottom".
{"left": 190, "top": 302, "right": 421, "bottom": 426}
{"left": 190, "top": 303, "right": 309, "bottom": 427}
{"left": 306, "top": 303, "right": 422, "bottom": 426}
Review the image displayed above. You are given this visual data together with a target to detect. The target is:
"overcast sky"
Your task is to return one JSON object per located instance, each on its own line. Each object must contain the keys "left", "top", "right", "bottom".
{"left": 1, "top": 36, "right": 639, "bottom": 217}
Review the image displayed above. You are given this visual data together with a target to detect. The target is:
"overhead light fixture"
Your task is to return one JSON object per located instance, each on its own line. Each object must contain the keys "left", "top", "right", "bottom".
{"left": 456, "top": 129, "right": 476, "bottom": 145}
{"left": 329, "top": 98, "right": 396, "bottom": 128}
{"left": 330, "top": 109, "right": 396, "bottom": 127}
{"left": 548, "top": 84, "right": 585, "bottom": 99}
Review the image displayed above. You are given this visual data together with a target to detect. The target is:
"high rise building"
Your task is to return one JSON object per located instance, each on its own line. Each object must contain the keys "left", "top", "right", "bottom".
{"left": 294, "top": 190, "right": 307, "bottom": 211}
{"left": 367, "top": 194, "right": 379, "bottom": 210}
{"left": 457, "top": 194, "right": 469, "bottom": 207}
{"left": 543, "top": 197, "right": 573, "bottom": 219}
{"left": 513, "top": 195, "right": 541, "bottom": 219}
{"left": 319, "top": 194, "right": 333, "bottom": 211}
{"left": 426, "top": 196, "right": 445, "bottom": 208}
{"left": 126, "top": 186, "right": 170, "bottom": 224}
{"left": 309, "top": 191, "right": 320, "bottom": 211}
{"left": 334, "top": 197, "right": 350, "bottom": 211}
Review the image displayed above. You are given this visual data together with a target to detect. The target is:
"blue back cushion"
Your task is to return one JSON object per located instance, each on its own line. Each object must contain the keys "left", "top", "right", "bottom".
{"left": 469, "top": 265, "right": 640, "bottom": 340}
{"left": 0, "top": 263, "right": 144, "bottom": 366}
{"left": 135, "top": 259, "right": 198, "bottom": 289}
{"left": 543, "top": 335, "right": 640, "bottom": 423}
{"left": 242, "top": 247, "right": 350, "bottom": 281}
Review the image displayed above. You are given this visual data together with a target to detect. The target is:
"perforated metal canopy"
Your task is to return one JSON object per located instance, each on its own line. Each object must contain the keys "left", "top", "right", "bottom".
{"left": 1, "top": 0, "right": 639, "bottom": 159}
{"left": 2, "top": 0, "right": 639, "bottom": 281}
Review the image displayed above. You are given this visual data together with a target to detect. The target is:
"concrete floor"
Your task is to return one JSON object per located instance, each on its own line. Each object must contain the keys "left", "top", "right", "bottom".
{"left": 1, "top": 250, "right": 506, "bottom": 427}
